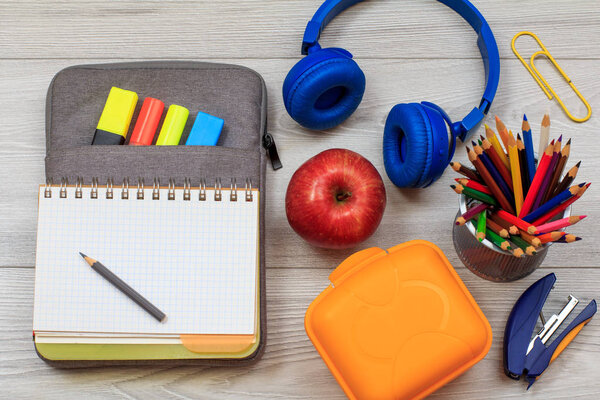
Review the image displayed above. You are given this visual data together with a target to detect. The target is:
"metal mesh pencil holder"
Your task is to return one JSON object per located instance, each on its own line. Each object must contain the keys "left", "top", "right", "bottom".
{"left": 452, "top": 195, "right": 568, "bottom": 282}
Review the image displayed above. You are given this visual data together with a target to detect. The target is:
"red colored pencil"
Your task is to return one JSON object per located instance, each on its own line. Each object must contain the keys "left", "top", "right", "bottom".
{"left": 497, "top": 209, "right": 538, "bottom": 234}
{"left": 519, "top": 143, "right": 554, "bottom": 218}
{"left": 531, "top": 183, "right": 590, "bottom": 226}
{"left": 455, "top": 178, "right": 492, "bottom": 195}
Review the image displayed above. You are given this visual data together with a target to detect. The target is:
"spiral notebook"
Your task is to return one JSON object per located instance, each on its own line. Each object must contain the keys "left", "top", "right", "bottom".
{"left": 33, "top": 179, "right": 260, "bottom": 360}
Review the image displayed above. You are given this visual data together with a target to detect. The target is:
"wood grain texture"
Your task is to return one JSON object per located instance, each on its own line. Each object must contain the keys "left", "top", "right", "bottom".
{"left": 0, "top": 0, "right": 599, "bottom": 60}
{"left": 2, "top": 0, "right": 600, "bottom": 398}
{"left": 1, "top": 267, "right": 600, "bottom": 399}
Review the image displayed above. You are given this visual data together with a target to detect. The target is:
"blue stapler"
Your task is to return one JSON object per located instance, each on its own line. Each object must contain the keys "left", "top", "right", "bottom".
{"left": 503, "top": 273, "right": 596, "bottom": 388}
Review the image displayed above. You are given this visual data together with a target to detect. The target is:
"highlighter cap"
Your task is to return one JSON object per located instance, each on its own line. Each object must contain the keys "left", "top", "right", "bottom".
{"left": 156, "top": 105, "right": 189, "bottom": 145}
{"left": 96, "top": 87, "right": 138, "bottom": 137}
{"left": 186, "top": 111, "right": 224, "bottom": 146}
{"left": 129, "top": 98, "right": 164, "bottom": 145}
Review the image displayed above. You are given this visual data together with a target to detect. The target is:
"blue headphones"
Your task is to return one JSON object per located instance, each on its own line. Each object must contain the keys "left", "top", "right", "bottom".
{"left": 282, "top": 0, "right": 500, "bottom": 188}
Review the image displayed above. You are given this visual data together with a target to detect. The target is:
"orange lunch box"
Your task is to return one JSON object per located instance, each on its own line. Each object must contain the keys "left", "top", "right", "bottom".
{"left": 305, "top": 240, "right": 492, "bottom": 399}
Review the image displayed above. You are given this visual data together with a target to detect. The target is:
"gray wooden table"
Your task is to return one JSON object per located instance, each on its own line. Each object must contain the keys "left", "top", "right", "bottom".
{"left": 1, "top": 1, "right": 599, "bottom": 398}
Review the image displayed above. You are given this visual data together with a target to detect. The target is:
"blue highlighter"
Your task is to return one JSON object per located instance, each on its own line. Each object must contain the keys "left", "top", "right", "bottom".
{"left": 185, "top": 111, "right": 224, "bottom": 146}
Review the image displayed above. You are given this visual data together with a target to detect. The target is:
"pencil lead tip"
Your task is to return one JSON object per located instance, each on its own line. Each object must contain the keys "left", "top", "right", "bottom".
{"left": 484, "top": 123, "right": 489, "bottom": 129}
{"left": 517, "top": 133, "right": 522, "bottom": 140}
{"left": 558, "top": 134, "right": 563, "bottom": 142}
{"left": 471, "top": 140, "right": 477, "bottom": 146}
{"left": 79, "top": 252, "right": 86, "bottom": 259}
{"left": 566, "top": 138, "right": 572, "bottom": 145}
{"left": 450, "top": 185, "right": 456, "bottom": 189}
{"left": 523, "top": 114, "right": 528, "bottom": 121}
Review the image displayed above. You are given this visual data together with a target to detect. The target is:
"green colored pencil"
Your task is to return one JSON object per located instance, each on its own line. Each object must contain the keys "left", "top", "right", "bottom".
{"left": 476, "top": 211, "right": 487, "bottom": 241}
{"left": 451, "top": 184, "right": 498, "bottom": 206}
{"left": 509, "top": 235, "right": 537, "bottom": 256}
{"left": 486, "top": 228, "right": 511, "bottom": 251}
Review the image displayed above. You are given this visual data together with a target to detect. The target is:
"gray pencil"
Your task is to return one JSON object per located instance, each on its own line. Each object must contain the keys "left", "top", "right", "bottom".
{"left": 79, "top": 252, "right": 167, "bottom": 323}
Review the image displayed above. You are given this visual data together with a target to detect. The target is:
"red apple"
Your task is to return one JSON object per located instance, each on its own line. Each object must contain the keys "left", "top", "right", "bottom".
{"left": 285, "top": 149, "right": 386, "bottom": 249}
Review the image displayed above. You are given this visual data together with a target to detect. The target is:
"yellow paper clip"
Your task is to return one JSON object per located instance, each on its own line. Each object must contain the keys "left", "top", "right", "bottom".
{"left": 512, "top": 31, "right": 591, "bottom": 123}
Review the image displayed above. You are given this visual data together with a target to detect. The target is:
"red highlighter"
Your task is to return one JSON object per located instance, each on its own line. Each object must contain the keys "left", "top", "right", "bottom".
{"left": 129, "top": 98, "right": 164, "bottom": 145}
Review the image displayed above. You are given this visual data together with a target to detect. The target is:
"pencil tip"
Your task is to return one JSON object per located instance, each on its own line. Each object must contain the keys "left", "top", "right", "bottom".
{"left": 566, "top": 138, "right": 572, "bottom": 145}
{"left": 575, "top": 161, "right": 581, "bottom": 167}
{"left": 558, "top": 134, "right": 563, "bottom": 142}
{"left": 523, "top": 114, "right": 528, "bottom": 121}
{"left": 517, "top": 133, "right": 522, "bottom": 140}
{"left": 450, "top": 185, "right": 456, "bottom": 189}
{"left": 79, "top": 252, "right": 86, "bottom": 259}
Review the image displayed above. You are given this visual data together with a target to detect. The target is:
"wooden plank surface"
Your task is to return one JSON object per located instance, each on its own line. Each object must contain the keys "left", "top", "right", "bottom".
{"left": 1, "top": 0, "right": 600, "bottom": 398}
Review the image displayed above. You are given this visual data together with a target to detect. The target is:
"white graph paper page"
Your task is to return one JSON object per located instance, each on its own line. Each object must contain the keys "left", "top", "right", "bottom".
{"left": 33, "top": 186, "right": 258, "bottom": 335}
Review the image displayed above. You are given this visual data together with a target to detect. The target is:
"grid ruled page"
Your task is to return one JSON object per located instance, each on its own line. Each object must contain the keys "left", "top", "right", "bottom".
{"left": 33, "top": 186, "right": 258, "bottom": 335}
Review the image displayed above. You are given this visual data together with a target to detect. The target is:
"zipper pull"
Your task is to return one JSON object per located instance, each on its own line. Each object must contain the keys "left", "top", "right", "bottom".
{"left": 263, "top": 133, "right": 282, "bottom": 170}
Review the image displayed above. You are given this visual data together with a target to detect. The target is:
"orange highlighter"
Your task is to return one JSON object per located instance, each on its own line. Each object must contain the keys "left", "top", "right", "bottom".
{"left": 129, "top": 98, "right": 164, "bottom": 145}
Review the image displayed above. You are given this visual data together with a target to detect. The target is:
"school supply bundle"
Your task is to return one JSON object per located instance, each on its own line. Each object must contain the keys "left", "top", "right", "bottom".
{"left": 305, "top": 241, "right": 491, "bottom": 400}
{"left": 34, "top": 61, "right": 268, "bottom": 366}
{"left": 450, "top": 115, "right": 589, "bottom": 259}
{"left": 282, "top": 0, "right": 500, "bottom": 188}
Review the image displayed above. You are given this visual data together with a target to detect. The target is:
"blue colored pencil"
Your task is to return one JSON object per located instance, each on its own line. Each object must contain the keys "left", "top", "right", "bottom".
{"left": 523, "top": 183, "right": 585, "bottom": 223}
{"left": 476, "top": 145, "right": 515, "bottom": 207}
{"left": 521, "top": 115, "right": 536, "bottom": 184}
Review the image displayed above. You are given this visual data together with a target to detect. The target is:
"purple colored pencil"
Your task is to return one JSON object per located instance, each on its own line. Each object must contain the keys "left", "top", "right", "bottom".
{"left": 455, "top": 202, "right": 490, "bottom": 225}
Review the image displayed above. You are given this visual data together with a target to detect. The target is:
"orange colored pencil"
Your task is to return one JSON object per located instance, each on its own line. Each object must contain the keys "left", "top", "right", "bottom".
{"left": 538, "top": 231, "right": 566, "bottom": 244}
{"left": 507, "top": 134, "right": 524, "bottom": 215}
{"left": 497, "top": 209, "right": 538, "bottom": 234}
{"left": 481, "top": 138, "right": 512, "bottom": 189}
{"left": 485, "top": 124, "right": 510, "bottom": 169}
{"left": 495, "top": 115, "right": 510, "bottom": 150}
{"left": 487, "top": 217, "right": 510, "bottom": 238}
{"left": 468, "top": 148, "right": 515, "bottom": 214}
{"left": 455, "top": 178, "right": 492, "bottom": 195}
{"left": 519, "top": 143, "right": 554, "bottom": 218}
{"left": 519, "top": 230, "right": 542, "bottom": 247}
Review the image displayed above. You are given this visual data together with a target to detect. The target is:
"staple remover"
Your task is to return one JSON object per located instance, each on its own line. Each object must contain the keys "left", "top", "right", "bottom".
{"left": 503, "top": 273, "right": 596, "bottom": 388}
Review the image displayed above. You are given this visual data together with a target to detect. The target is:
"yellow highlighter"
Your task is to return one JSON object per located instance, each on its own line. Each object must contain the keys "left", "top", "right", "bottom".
{"left": 156, "top": 105, "right": 189, "bottom": 145}
{"left": 93, "top": 87, "right": 138, "bottom": 145}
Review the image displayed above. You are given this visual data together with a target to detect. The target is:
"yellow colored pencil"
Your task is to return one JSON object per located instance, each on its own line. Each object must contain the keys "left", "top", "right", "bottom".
{"left": 485, "top": 124, "right": 510, "bottom": 170}
{"left": 507, "top": 134, "right": 524, "bottom": 215}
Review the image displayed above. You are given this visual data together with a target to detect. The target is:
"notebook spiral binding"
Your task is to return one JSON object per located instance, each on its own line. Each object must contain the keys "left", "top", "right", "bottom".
{"left": 44, "top": 177, "right": 254, "bottom": 202}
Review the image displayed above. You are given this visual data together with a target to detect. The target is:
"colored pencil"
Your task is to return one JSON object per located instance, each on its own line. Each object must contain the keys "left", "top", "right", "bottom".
{"left": 535, "top": 215, "right": 586, "bottom": 234}
{"left": 79, "top": 253, "right": 167, "bottom": 323}
{"left": 532, "top": 183, "right": 590, "bottom": 226}
{"left": 538, "top": 231, "right": 566, "bottom": 244}
{"left": 489, "top": 212, "right": 519, "bottom": 236}
{"left": 553, "top": 161, "right": 580, "bottom": 197}
{"left": 512, "top": 248, "right": 526, "bottom": 258}
{"left": 474, "top": 145, "right": 515, "bottom": 202}
{"left": 533, "top": 137, "right": 561, "bottom": 210}
{"left": 495, "top": 115, "right": 510, "bottom": 150}
{"left": 481, "top": 138, "right": 513, "bottom": 190}
{"left": 456, "top": 178, "right": 493, "bottom": 195}
{"left": 507, "top": 134, "right": 524, "bottom": 215}
{"left": 510, "top": 235, "right": 537, "bottom": 256}
{"left": 476, "top": 210, "right": 487, "bottom": 241}
{"left": 522, "top": 114, "right": 536, "bottom": 184}
{"left": 517, "top": 134, "right": 530, "bottom": 196}
{"left": 538, "top": 114, "right": 550, "bottom": 161}
{"left": 486, "top": 228, "right": 512, "bottom": 251}
{"left": 523, "top": 183, "right": 584, "bottom": 223}
{"left": 497, "top": 209, "right": 538, "bottom": 234}
{"left": 518, "top": 230, "right": 542, "bottom": 248}
{"left": 486, "top": 216, "right": 510, "bottom": 238}
{"left": 450, "top": 161, "right": 482, "bottom": 183}
{"left": 545, "top": 138, "right": 571, "bottom": 202}
{"left": 485, "top": 124, "right": 510, "bottom": 169}
{"left": 556, "top": 234, "right": 581, "bottom": 243}
{"left": 455, "top": 202, "right": 490, "bottom": 225}
{"left": 519, "top": 143, "right": 554, "bottom": 218}
{"left": 451, "top": 184, "right": 498, "bottom": 206}
{"left": 468, "top": 148, "right": 515, "bottom": 214}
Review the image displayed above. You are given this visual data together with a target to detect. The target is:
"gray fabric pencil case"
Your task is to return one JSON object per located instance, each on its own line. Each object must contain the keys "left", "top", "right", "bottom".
{"left": 39, "top": 61, "right": 268, "bottom": 367}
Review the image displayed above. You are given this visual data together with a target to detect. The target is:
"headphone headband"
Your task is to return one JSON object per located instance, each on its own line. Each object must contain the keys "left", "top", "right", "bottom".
{"left": 301, "top": 0, "right": 500, "bottom": 141}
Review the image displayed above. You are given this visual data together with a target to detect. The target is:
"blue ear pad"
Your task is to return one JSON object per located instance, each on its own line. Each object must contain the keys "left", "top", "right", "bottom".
{"left": 282, "top": 48, "right": 365, "bottom": 130}
{"left": 383, "top": 103, "right": 433, "bottom": 188}
{"left": 419, "top": 102, "right": 451, "bottom": 187}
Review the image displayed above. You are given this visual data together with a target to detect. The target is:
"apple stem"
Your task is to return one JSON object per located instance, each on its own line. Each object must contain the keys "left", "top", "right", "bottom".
{"left": 336, "top": 191, "right": 352, "bottom": 202}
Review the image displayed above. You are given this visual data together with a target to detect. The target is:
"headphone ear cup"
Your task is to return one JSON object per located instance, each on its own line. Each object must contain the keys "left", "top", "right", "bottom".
{"left": 282, "top": 48, "right": 365, "bottom": 130}
{"left": 383, "top": 103, "right": 433, "bottom": 188}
